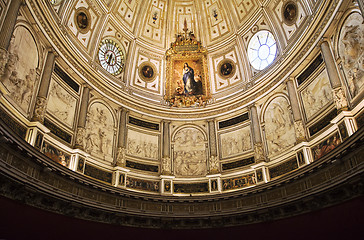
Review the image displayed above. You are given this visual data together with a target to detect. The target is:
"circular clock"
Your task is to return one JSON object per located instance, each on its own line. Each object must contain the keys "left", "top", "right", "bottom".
{"left": 98, "top": 39, "right": 124, "bottom": 75}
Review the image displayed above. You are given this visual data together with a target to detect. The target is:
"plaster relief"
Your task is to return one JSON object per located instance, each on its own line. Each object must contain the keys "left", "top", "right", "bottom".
{"left": 126, "top": 129, "right": 159, "bottom": 160}
{"left": 264, "top": 96, "right": 295, "bottom": 156}
{"left": 47, "top": 79, "right": 77, "bottom": 127}
{"left": 173, "top": 127, "right": 207, "bottom": 176}
{"left": 84, "top": 102, "right": 114, "bottom": 162}
{"left": 338, "top": 12, "right": 364, "bottom": 98}
{"left": 220, "top": 126, "right": 252, "bottom": 159}
{"left": 301, "top": 69, "right": 333, "bottom": 120}
{"left": 1, "top": 27, "right": 38, "bottom": 113}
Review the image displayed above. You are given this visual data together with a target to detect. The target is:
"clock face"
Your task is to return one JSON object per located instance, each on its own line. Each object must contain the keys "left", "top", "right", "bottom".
{"left": 98, "top": 39, "right": 124, "bottom": 75}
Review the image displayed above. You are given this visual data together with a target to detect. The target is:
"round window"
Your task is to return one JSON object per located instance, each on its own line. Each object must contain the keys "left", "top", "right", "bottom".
{"left": 247, "top": 30, "right": 277, "bottom": 70}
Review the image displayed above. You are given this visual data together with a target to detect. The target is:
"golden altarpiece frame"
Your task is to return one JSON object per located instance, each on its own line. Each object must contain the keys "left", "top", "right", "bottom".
{"left": 164, "top": 24, "right": 211, "bottom": 108}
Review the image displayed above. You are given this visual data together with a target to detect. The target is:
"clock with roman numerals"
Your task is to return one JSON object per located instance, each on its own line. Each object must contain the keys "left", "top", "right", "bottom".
{"left": 98, "top": 39, "right": 124, "bottom": 75}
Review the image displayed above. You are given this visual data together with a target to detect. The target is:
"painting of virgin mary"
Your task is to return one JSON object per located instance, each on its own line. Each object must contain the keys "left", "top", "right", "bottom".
{"left": 181, "top": 62, "right": 203, "bottom": 95}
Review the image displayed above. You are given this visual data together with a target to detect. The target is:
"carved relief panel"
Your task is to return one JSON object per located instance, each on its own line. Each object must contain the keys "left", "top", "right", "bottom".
{"left": 263, "top": 96, "right": 296, "bottom": 156}
{"left": 300, "top": 68, "right": 333, "bottom": 121}
{"left": 126, "top": 128, "right": 159, "bottom": 160}
{"left": 172, "top": 126, "right": 208, "bottom": 177}
{"left": 84, "top": 102, "right": 115, "bottom": 163}
{"left": 219, "top": 125, "right": 252, "bottom": 159}
{"left": 46, "top": 78, "right": 77, "bottom": 128}
{"left": 1, "top": 25, "right": 39, "bottom": 115}
{"left": 338, "top": 12, "right": 364, "bottom": 99}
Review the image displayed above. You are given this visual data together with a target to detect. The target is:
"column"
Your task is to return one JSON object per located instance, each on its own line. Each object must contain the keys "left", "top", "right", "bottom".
{"left": 321, "top": 40, "right": 349, "bottom": 111}
{"left": 286, "top": 78, "right": 306, "bottom": 142}
{"left": 208, "top": 119, "right": 219, "bottom": 174}
{"left": 0, "top": 0, "right": 23, "bottom": 78}
{"left": 114, "top": 107, "right": 128, "bottom": 166}
{"left": 161, "top": 121, "right": 171, "bottom": 174}
{"left": 31, "top": 50, "right": 55, "bottom": 123}
{"left": 74, "top": 85, "right": 90, "bottom": 149}
{"left": 0, "top": 0, "right": 23, "bottom": 50}
{"left": 250, "top": 105, "right": 265, "bottom": 162}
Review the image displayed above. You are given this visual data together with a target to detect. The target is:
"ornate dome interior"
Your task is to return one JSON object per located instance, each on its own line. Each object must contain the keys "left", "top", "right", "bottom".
{"left": 0, "top": 0, "right": 363, "bottom": 229}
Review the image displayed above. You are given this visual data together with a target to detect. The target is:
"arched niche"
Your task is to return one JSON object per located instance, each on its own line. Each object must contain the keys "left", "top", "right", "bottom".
{"left": 84, "top": 101, "right": 116, "bottom": 163}
{"left": 2, "top": 24, "right": 40, "bottom": 114}
{"left": 171, "top": 125, "right": 208, "bottom": 177}
{"left": 337, "top": 10, "right": 364, "bottom": 99}
{"left": 261, "top": 95, "right": 295, "bottom": 157}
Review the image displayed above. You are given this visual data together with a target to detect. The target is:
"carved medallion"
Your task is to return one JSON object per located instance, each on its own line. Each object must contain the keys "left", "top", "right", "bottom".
{"left": 138, "top": 62, "right": 157, "bottom": 82}
{"left": 282, "top": 1, "right": 298, "bottom": 26}
{"left": 74, "top": 8, "right": 91, "bottom": 33}
{"left": 217, "top": 59, "right": 236, "bottom": 79}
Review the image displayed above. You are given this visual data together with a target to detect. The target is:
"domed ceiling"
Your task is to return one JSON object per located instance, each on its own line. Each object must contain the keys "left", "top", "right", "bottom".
{"left": 47, "top": 0, "right": 311, "bottom": 118}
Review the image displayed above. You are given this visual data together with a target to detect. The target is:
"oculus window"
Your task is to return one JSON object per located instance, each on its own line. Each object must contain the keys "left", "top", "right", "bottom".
{"left": 248, "top": 30, "right": 277, "bottom": 70}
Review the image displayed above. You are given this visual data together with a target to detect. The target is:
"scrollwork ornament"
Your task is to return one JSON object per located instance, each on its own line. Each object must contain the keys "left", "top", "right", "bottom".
{"left": 32, "top": 96, "right": 47, "bottom": 123}
{"left": 333, "top": 87, "right": 348, "bottom": 110}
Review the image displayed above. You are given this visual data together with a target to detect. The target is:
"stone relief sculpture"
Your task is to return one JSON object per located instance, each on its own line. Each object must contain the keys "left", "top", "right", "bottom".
{"left": 338, "top": 12, "right": 364, "bottom": 98}
{"left": 84, "top": 102, "right": 114, "bottom": 162}
{"left": 162, "top": 157, "right": 171, "bottom": 174}
{"left": 1, "top": 27, "right": 38, "bottom": 113}
{"left": 264, "top": 97, "right": 296, "bottom": 156}
{"left": 301, "top": 69, "right": 333, "bottom": 120}
{"left": 47, "top": 79, "right": 77, "bottom": 127}
{"left": 173, "top": 127, "right": 207, "bottom": 176}
{"left": 126, "top": 129, "right": 159, "bottom": 160}
{"left": 220, "top": 126, "right": 252, "bottom": 158}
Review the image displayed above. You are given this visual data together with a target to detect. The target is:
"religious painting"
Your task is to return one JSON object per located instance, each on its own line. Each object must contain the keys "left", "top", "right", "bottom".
{"left": 165, "top": 23, "right": 211, "bottom": 107}
{"left": 42, "top": 142, "right": 70, "bottom": 168}
{"left": 217, "top": 59, "right": 236, "bottom": 79}
{"left": 312, "top": 132, "right": 341, "bottom": 161}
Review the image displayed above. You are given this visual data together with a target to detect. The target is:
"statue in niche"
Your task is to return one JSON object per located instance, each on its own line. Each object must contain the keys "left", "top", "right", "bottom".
{"left": 339, "top": 12, "right": 364, "bottom": 97}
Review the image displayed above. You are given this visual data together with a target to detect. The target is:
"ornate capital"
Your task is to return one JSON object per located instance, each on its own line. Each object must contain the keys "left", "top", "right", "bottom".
{"left": 209, "top": 155, "right": 220, "bottom": 174}
{"left": 333, "top": 87, "right": 349, "bottom": 111}
{"left": 74, "top": 127, "right": 86, "bottom": 149}
{"left": 114, "top": 147, "right": 126, "bottom": 167}
{"left": 254, "top": 143, "right": 265, "bottom": 162}
{"left": 161, "top": 157, "right": 171, "bottom": 175}
{"left": 294, "top": 120, "right": 306, "bottom": 142}
{"left": 32, "top": 96, "right": 47, "bottom": 123}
